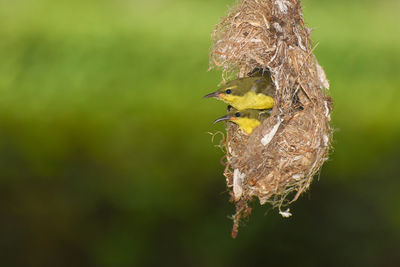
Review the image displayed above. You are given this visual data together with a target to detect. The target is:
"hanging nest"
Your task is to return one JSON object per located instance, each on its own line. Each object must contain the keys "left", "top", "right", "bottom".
{"left": 209, "top": 0, "right": 333, "bottom": 238}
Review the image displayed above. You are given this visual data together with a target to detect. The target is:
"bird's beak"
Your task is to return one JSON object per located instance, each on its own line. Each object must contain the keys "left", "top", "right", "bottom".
{"left": 203, "top": 91, "right": 220, "bottom": 99}
{"left": 213, "top": 115, "right": 230, "bottom": 124}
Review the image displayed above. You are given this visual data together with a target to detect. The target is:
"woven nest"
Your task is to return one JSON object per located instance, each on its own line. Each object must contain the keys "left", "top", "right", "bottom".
{"left": 209, "top": 0, "right": 333, "bottom": 238}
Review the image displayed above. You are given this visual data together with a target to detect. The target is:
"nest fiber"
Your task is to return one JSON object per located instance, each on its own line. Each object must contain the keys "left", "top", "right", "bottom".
{"left": 209, "top": 0, "right": 332, "bottom": 237}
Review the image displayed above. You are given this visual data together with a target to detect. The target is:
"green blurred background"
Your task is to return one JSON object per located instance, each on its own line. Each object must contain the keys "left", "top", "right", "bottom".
{"left": 1, "top": 0, "right": 400, "bottom": 266}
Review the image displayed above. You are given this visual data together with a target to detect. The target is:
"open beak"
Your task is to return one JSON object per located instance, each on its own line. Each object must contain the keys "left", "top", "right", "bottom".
{"left": 203, "top": 91, "right": 220, "bottom": 99}
{"left": 213, "top": 115, "right": 230, "bottom": 124}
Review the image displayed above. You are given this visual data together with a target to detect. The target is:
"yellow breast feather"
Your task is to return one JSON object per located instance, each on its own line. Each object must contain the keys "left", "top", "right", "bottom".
{"left": 222, "top": 92, "right": 274, "bottom": 111}
{"left": 232, "top": 117, "right": 261, "bottom": 134}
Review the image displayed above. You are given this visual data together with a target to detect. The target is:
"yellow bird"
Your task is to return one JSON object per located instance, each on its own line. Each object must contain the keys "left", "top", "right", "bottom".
{"left": 203, "top": 76, "right": 275, "bottom": 111}
{"left": 213, "top": 108, "right": 271, "bottom": 135}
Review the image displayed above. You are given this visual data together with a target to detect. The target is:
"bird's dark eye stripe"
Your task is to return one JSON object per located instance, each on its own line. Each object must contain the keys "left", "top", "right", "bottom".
{"left": 235, "top": 112, "right": 241, "bottom": 117}
{"left": 225, "top": 89, "right": 232, "bottom": 94}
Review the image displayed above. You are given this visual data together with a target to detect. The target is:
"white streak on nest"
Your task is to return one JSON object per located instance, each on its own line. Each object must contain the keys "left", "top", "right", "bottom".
{"left": 273, "top": 75, "right": 281, "bottom": 91}
{"left": 316, "top": 62, "right": 330, "bottom": 89}
{"left": 248, "top": 21, "right": 262, "bottom": 27}
{"left": 261, "top": 117, "right": 283, "bottom": 146}
{"left": 250, "top": 38, "right": 262, "bottom": 43}
{"left": 292, "top": 173, "right": 304, "bottom": 180}
{"left": 265, "top": 46, "right": 277, "bottom": 53}
{"left": 275, "top": 0, "right": 291, "bottom": 14}
{"left": 279, "top": 208, "right": 292, "bottom": 218}
{"left": 295, "top": 28, "right": 306, "bottom": 51}
{"left": 324, "top": 100, "right": 330, "bottom": 119}
{"left": 293, "top": 155, "right": 303, "bottom": 161}
{"left": 273, "top": 22, "right": 283, "bottom": 32}
{"left": 268, "top": 40, "right": 282, "bottom": 66}
{"left": 297, "top": 38, "right": 306, "bottom": 52}
{"left": 233, "top": 169, "right": 246, "bottom": 201}
{"left": 323, "top": 135, "right": 329, "bottom": 147}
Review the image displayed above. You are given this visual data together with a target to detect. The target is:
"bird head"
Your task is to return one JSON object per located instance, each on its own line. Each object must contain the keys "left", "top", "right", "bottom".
{"left": 213, "top": 108, "right": 271, "bottom": 134}
{"left": 203, "top": 76, "right": 270, "bottom": 101}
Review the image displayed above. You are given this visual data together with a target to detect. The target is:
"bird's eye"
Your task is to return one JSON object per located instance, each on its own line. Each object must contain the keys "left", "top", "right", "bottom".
{"left": 225, "top": 89, "right": 232, "bottom": 94}
{"left": 235, "top": 112, "right": 241, "bottom": 117}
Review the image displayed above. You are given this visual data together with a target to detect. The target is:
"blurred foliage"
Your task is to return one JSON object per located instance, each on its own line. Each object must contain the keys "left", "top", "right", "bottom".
{"left": 0, "top": 0, "right": 399, "bottom": 266}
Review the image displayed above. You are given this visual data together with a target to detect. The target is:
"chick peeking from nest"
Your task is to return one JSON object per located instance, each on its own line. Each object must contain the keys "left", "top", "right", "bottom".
{"left": 214, "top": 107, "right": 272, "bottom": 134}
{"left": 204, "top": 68, "right": 275, "bottom": 135}
{"left": 203, "top": 72, "right": 275, "bottom": 111}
